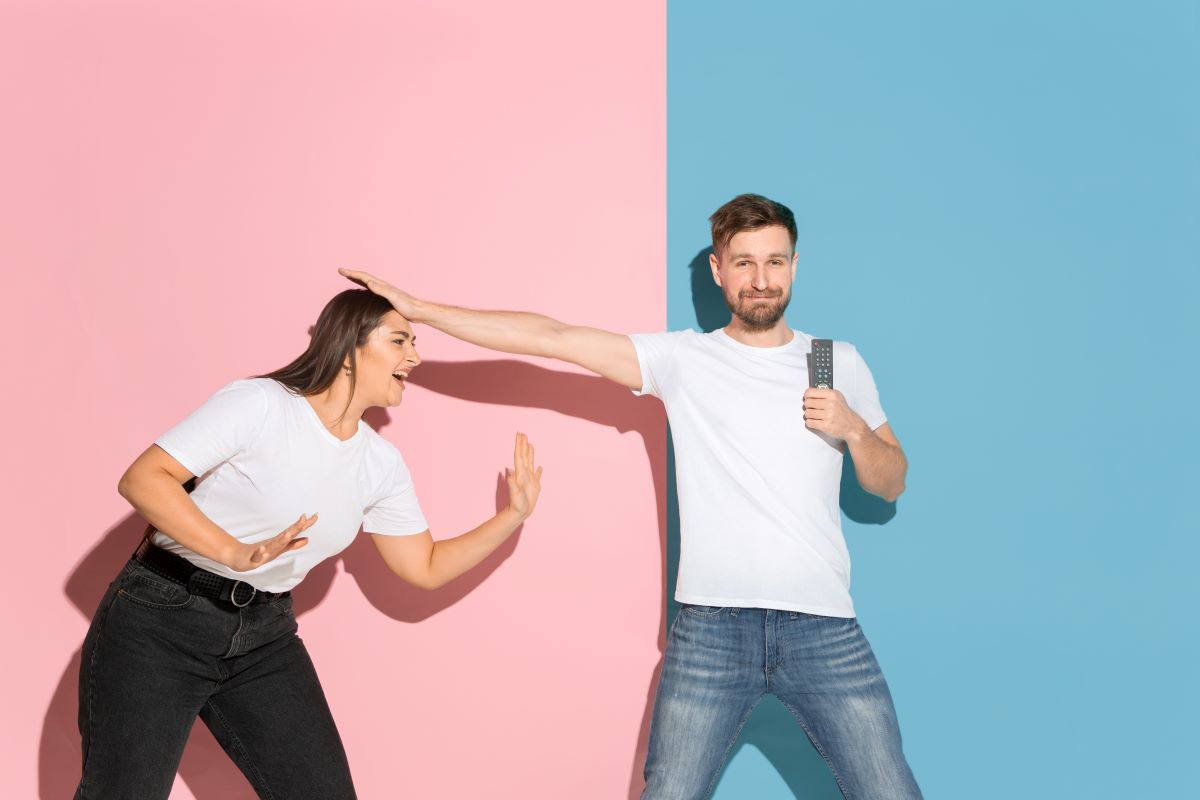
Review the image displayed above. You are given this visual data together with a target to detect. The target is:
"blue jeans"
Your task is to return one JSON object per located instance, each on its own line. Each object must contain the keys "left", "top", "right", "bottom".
{"left": 642, "top": 606, "right": 922, "bottom": 800}
{"left": 75, "top": 559, "right": 356, "bottom": 799}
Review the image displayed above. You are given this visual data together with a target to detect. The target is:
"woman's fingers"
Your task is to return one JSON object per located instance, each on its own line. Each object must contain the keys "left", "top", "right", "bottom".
{"left": 512, "top": 434, "right": 536, "bottom": 480}
{"left": 256, "top": 514, "right": 316, "bottom": 563}
{"left": 284, "top": 513, "right": 316, "bottom": 548}
{"left": 506, "top": 433, "right": 543, "bottom": 515}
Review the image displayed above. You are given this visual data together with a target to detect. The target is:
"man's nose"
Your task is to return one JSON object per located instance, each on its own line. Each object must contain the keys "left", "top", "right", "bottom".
{"left": 751, "top": 266, "right": 770, "bottom": 289}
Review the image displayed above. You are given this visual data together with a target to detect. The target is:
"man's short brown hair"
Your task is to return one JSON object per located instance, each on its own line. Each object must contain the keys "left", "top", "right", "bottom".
{"left": 709, "top": 194, "right": 797, "bottom": 255}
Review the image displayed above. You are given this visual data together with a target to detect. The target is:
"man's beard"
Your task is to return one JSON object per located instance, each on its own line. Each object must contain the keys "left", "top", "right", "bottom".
{"left": 725, "top": 288, "right": 790, "bottom": 331}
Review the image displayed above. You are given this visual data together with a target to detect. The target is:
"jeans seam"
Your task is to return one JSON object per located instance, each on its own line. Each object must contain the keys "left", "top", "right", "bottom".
{"left": 700, "top": 698, "right": 761, "bottom": 799}
{"left": 77, "top": 591, "right": 118, "bottom": 800}
{"left": 205, "top": 698, "right": 276, "bottom": 800}
{"left": 778, "top": 699, "right": 853, "bottom": 800}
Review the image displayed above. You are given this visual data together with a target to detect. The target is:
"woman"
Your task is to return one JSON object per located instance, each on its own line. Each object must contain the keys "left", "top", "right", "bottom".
{"left": 75, "top": 289, "right": 541, "bottom": 799}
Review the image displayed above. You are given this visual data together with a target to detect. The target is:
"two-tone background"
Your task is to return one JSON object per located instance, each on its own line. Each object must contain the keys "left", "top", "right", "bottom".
{"left": 2, "top": 2, "right": 1195, "bottom": 797}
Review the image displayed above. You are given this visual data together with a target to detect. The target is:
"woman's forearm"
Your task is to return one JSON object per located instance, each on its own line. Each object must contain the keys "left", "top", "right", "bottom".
{"left": 425, "top": 507, "right": 527, "bottom": 588}
{"left": 118, "top": 466, "right": 242, "bottom": 566}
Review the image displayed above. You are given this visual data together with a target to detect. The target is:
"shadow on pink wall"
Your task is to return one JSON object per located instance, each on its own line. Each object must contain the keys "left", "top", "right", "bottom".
{"left": 40, "top": 362, "right": 667, "bottom": 800}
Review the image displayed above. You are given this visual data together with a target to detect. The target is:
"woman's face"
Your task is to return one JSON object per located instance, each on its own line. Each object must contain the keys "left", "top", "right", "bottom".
{"left": 353, "top": 310, "right": 421, "bottom": 407}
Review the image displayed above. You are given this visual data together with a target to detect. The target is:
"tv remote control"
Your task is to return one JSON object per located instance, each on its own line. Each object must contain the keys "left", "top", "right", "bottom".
{"left": 808, "top": 338, "right": 833, "bottom": 389}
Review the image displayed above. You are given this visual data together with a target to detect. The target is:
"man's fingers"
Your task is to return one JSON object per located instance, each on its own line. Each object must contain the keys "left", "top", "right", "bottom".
{"left": 338, "top": 268, "right": 368, "bottom": 287}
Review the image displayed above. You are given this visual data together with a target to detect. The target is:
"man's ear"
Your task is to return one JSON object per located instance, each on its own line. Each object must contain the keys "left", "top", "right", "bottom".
{"left": 709, "top": 251, "right": 723, "bottom": 287}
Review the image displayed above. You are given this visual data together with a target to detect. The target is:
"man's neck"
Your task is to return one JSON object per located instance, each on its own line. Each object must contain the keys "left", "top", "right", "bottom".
{"left": 722, "top": 319, "right": 795, "bottom": 348}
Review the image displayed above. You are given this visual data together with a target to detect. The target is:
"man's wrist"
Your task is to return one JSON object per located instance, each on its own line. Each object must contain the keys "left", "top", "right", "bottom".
{"left": 842, "top": 416, "right": 870, "bottom": 446}
{"left": 391, "top": 295, "right": 424, "bottom": 323}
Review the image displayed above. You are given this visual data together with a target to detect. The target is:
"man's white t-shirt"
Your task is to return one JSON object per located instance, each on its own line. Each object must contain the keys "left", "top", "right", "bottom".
{"left": 152, "top": 378, "right": 429, "bottom": 592}
{"left": 630, "top": 329, "right": 887, "bottom": 618}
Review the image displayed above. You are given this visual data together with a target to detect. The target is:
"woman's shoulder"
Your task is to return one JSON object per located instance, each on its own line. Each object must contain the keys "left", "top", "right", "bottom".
{"left": 221, "top": 377, "right": 298, "bottom": 407}
{"left": 358, "top": 425, "right": 404, "bottom": 461}
{"left": 357, "top": 428, "right": 417, "bottom": 494}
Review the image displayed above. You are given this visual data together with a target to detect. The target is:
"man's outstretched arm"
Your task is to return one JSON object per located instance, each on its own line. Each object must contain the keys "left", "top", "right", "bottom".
{"left": 340, "top": 268, "right": 643, "bottom": 391}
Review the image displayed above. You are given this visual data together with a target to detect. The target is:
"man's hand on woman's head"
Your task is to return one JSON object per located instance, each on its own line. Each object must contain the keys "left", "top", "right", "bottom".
{"left": 339, "top": 268, "right": 419, "bottom": 320}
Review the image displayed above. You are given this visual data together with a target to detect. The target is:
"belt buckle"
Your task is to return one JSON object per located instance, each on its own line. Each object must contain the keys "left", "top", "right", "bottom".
{"left": 230, "top": 581, "right": 257, "bottom": 608}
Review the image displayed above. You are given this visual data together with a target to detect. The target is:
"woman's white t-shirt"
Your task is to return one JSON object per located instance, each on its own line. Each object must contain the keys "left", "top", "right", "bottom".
{"left": 151, "top": 378, "right": 429, "bottom": 592}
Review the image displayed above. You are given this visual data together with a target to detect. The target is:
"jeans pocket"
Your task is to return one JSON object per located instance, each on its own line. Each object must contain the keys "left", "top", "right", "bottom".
{"left": 267, "top": 594, "right": 295, "bottom": 618}
{"left": 682, "top": 603, "right": 726, "bottom": 616}
{"left": 117, "top": 570, "right": 194, "bottom": 610}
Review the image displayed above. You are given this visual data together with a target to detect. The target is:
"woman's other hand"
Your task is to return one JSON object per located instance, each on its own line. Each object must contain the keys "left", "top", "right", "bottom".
{"left": 506, "top": 433, "right": 543, "bottom": 521}
{"left": 227, "top": 513, "right": 316, "bottom": 572}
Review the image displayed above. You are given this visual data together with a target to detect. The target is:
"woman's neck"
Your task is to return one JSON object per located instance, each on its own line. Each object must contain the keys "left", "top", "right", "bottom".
{"left": 305, "top": 379, "right": 365, "bottom": 441}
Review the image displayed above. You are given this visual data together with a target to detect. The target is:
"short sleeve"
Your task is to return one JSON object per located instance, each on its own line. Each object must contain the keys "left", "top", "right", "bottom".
{"left": 363, "top": 450, "right": 429, "bottom": 536}
{"left": 155, "top": 380, "right": 270, "bottom": 477}
{"left": 629, "top": 331, "right": 688, "bottom": 398}
{"left": 842, "top": 344, "right": 887, "bottom": 431}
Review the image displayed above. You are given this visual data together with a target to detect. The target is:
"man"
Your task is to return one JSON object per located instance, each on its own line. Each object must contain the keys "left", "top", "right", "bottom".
{"left": 341, "top": 193, "right": 921, "bottom": 799}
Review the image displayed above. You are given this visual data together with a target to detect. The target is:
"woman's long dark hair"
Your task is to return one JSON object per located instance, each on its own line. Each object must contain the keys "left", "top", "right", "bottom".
{"left": 259, "top": 289, "right": 394, "bottom": 412}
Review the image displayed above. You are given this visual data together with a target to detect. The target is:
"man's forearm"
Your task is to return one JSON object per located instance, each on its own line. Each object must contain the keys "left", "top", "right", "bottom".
{"left": 844, "top": 426, "right": 907, "bottom": 502}
{"left": 343, "top": 267, "right": 642, "bottom": 388}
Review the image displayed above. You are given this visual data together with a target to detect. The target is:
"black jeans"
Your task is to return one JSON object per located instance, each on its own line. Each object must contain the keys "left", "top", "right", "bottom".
{"left": 75, "top": 559, "right": 356, "bottom": 799}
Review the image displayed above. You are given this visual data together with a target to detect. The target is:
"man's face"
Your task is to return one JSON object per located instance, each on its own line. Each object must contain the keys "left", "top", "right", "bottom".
{"left": 709, "top": 225, "right": 797, "bottom": 331}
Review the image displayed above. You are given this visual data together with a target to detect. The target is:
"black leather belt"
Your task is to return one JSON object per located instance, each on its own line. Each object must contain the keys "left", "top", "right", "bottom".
{"left": 134, "top": 537, "right": 288, "bottom": 608}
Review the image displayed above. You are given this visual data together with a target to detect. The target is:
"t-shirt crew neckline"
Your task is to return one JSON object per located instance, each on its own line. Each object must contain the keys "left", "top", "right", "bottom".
{"left": 299, "top": 392, "right": 365, "bottom": 447}
{"left": 713, "top": 327, "right": 803, "bottom": 354}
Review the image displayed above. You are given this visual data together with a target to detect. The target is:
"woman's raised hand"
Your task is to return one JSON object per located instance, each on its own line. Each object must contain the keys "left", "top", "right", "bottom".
{"left": 226, "top": 513, "right": 316, "bottom": 572}
{"left": 506, "top": 433, "right": 543, "bottom": 521}
{"left": 338, "top": 268, "right": 418, "bottom": 319}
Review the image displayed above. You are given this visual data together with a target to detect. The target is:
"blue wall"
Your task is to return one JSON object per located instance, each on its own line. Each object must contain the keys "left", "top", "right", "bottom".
{"left": 667, "top": 2, "right": 1199, "bottom": 797}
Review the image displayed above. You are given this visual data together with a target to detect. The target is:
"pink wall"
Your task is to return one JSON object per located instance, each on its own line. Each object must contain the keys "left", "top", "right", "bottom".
{"left": 0, "top": 2, "right": 665, "bottom": 797}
